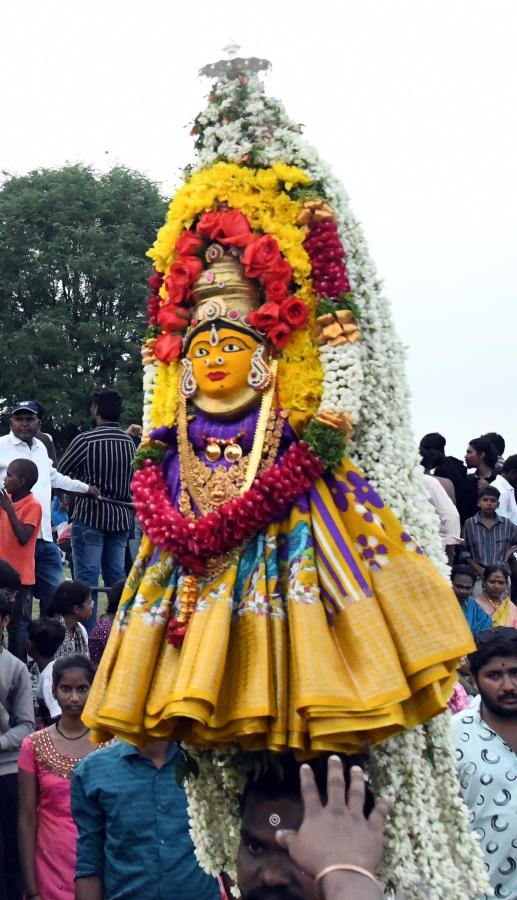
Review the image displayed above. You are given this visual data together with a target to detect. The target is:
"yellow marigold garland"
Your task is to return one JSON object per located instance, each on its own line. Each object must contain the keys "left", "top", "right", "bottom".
{"left": 146, "top": 162, "right": 322, "bottom": 426}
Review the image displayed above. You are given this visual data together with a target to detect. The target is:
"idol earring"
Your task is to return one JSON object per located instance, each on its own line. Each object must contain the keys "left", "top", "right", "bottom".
{"left": 180, "top": 359, "right": 198, "bottom": 399}
{"left": 248, "top": 346, "right": 271, "bottom": 391}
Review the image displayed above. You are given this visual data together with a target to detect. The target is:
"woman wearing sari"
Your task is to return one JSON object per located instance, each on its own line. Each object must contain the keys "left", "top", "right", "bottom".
{"left": 475, "top": 564, "right": 517, "bottom": 627}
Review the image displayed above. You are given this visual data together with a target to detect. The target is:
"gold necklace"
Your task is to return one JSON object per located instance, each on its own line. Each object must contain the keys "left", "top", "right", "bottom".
{"left": 178, "top": 363, "right": 281, "bottom": 516}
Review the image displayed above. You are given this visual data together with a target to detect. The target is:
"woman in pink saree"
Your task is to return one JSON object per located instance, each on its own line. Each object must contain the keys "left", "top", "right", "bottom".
{"left": 18, "top": 655, "right": 103, "bottom": 900}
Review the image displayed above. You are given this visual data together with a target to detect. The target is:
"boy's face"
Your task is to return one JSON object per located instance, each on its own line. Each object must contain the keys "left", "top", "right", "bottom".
{"left": 4, "top": 466, "right": 24, "bottom": 495}
{"left": 479, "top": 494, "right": 499, "bottom": 515}
{"left": 74, "top": 596, "right": 94, "bottom": 624}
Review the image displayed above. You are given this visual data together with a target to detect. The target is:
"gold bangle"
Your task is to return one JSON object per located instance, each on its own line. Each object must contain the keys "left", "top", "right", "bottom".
{"left": 315, "top": 864, "right": 381, "bottom": 891}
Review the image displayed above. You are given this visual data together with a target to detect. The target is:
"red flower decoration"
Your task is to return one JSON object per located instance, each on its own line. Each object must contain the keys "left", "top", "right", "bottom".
{"left": 216, "top": 210, "right": 253, "bottom": 247}
{"left": 165, "top": 257, "right": 203, "bottom": 304}
{"left": 268, "top": 321, "right": 292, "bottom": 349}
{"left": 304, "top": 221, "right": 350, "bottom": 299}
{"left": 247, "top": 301, "right": 280, "bottom": 331}
{"left": 266, "top": 280, "right": 289, "bottom": 304}
{"left": 175, "top": 232, "right": 204, "bottom": 257}
{"left": 242, "top": 235, "right": 283, "bottom": 279}
{"left": 157, "top": 304, "right": 190, "bottom": 333}
{"left": 131, "top": 441, "right": 323, "bottom": 574}
{"left": 154, "top": 333, "right": 183, "bottom": 362}
{"left": 279, "top": 296, "right": 309, "bottom": 329}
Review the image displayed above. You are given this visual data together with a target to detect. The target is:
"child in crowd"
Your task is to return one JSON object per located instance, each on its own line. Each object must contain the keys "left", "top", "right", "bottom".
{"left": 0, "top": 590, "right": 35, "bottom": 899}
{"left": 88, "top": 579, "right": 124, "bottom": 667}
{"left": 461, "top": 485, "right": 517, "bottom": 593}
{"left": 27, "top": 618, "right": 66, "bottom": 726}
{"left": 18, "top": 654, "right": 103, "bottom": 900}
{"left": 0, "top": 460, "right": 42, "bottom": 661}
{"left": 47, "top": 581, "right": 93, "bottom": 659}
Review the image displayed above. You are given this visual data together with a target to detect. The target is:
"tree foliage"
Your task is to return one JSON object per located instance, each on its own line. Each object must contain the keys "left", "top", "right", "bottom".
{"left": 0, "top": 164, "right": 167, "bottom": 447}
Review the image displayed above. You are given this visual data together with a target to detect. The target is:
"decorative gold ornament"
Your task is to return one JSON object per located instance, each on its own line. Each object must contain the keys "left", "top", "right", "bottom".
{"left": 187, "top": 255, "right": 261, "bottom": 343}
{"left": 296, "top": 199, "right": 335, "bottom": 235}
{"left": 224, "top": 443, "right": 243, "bottom": 463}
{"left": 205, "top": 442, "right": 222, "bottom": 462}
{"left": 315, "top": 409, "right": 354, "bottom": 437}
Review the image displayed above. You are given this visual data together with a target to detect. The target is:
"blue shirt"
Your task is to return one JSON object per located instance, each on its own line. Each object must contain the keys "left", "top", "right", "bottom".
{"left": 460, "top": 595, "right": 492, "bottom": 635}
{"left": 71, "top": 741, "right": 219, "bottom": 900}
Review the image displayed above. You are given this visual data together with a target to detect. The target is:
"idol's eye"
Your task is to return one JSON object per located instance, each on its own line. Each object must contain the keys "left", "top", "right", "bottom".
{"left": 245, "top": 839, "right": 264, "bottom": 857}
{"left": 194, "top": 347, "right": 209, "bottom": 358}
{"left": 222, "top": 343, "right": 243, "bottom": 353}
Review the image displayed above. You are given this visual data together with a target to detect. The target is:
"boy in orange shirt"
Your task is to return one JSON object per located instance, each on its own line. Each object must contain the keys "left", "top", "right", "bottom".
{"left": 0, "top": 459, "right": 42, "bottom": 661}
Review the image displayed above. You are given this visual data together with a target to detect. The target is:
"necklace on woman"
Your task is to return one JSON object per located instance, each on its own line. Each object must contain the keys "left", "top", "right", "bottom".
{"left": 56, "top": 723, "right": 90, "bottom": 741}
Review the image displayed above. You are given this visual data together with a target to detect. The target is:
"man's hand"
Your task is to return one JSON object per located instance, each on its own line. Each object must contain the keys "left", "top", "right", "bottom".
{"left": 275, "top": 758, "right": 390, "bottom": 878}
{"left": 86, "top": 485, "right": 102, "bottom": 500}
{"left": 126, "top": 424, "right": 143, "bottom": 438}
{"left": 0, "top": 487, "right": 12, "bottom": 512}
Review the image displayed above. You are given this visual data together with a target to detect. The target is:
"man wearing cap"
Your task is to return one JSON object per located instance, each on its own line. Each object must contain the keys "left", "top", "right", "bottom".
{"left": 0, "top": 402, "right": 100, "bottom": 612}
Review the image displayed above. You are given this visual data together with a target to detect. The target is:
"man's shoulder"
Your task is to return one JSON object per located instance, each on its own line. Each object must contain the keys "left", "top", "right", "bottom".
{"left": 74, "top": 739, "right": 125, "bottom": 777}
{"left": 0, "top": 648, "right": 31, "bottom": 683}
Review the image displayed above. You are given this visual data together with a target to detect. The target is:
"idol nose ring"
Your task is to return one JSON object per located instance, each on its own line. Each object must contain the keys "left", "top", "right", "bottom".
{"left": 215, "top": 356, "right": 224, "bottom": 365}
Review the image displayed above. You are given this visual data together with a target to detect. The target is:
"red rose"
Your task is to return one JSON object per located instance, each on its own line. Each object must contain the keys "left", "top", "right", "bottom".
{"left": 260, "top": 256, "right": 293, "bottom": 287}
{"left": 175, "top": 232, "right": 204, "bottom": 257}
{"left": 157, "top": 304, "right": 190, "bottom": 332}
{"left": 279, "top": 296, "right": 309, "bottom": 329}
{"left": 242, "top": 235, "right": 283, "bottom": 279}
{"left": 268, "top": 322, "right": 292, "bottom": 349}
{"left": 266, "top": 280, "right": 289, "bottom": 304}
{"left": 217, "top": 210, "right": 253, "bottom": 247}
{"left": 154, "top": 333, "right": 183, "bottom": 362}
{"left": 165, "top": 257, "right": 203, "bottom": 304}
{"left": 196, "top": 210, "right": 223, "bottom": 240}
{"left": 247, "top": 302, "right": 280, "bottom": 332}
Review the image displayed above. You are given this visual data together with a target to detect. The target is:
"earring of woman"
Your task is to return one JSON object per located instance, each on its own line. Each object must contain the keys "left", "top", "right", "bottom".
{"left": 248, "top": 346, "right": 271, "bottom": 391}
{"left": 180, "top": 358, "right": 198, "bottom": 399}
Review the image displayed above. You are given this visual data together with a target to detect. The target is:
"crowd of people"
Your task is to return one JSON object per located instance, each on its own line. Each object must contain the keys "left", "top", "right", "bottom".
{"left": 0, "top": 405, "right": 515, "bottom": 898}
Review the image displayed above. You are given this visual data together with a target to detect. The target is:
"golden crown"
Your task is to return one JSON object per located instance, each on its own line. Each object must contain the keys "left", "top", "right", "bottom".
{"left": 186, "top": 252, "right": 262, "bottom": 342}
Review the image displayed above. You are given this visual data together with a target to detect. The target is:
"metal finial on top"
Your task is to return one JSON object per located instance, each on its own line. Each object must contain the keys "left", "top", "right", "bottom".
{"left": 199, "top": 41, "right": 270, "bottom": 80}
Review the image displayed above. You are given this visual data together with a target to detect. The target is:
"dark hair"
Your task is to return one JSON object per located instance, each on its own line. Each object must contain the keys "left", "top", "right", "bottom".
{"left": 28, "top": 617, "right": 65, "bottom": 657}
{"left": 483, "top": 563, "right": 510, "bottom": 582}
{"left": 481, "top": 432, "right": 505, "bottom": 457}
{"left": 8, "top": 458, "right": 39, "bottom": 490}
{"left": 419, "top": 433, "right": 446, "bottom": 452}
{"left": 468, "top": 628, "right": 517, "bottom": 676}
{"left": 502, "top": 454, "right": 517, "bottom": 474}
{"left": 0, "top": 590, "right": 12, "bottom": 618}
{"left": 107, "top": 579, "right": 125, "bottom": 615}
{"left": 0, "top": 559, "right": 21, "bottom": 592}
{"left": 479, "top": 485, "right": 500, "bottom": 500}
{"left": 450, "top": 564, "right": 475, "bottom": 585}
{"left": 241, "top": 753, "right": 373, "bottom": 816}
{"left": 468, "top": 437, "right": 498, "bottom": 469}
{"left": 48, "top": 580, "right": 90, "bottom": 617}
{"left": 52, "top": 653, "right": 95, "bottom": 688}
{"left": 91, "top": 388, "right": 122, "bottom": 422}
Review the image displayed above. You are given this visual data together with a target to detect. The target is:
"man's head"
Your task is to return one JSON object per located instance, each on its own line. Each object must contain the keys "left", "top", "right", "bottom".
{"left": 27, "top": 617, "right": 66, "bottom": 662}
{"left": 90, "top": 388, "right": 122, "bottom": 424}
{"left": 478, "top": 485, "right": 500, "bottom": 516}
{"left": 502, "top": 454, "right": 517, "bottom": 489}
{"left": 481, "top": 432, "right": 505, "bottom": 460}
{"left": 237, "top": 754, "right": 372, "bottom": 900}
{"left": 10, "top": 401, "right": 40, "bottom": 444}
{"left": 469, "top": 628, "right": 517, "bottom": 718}
{"left": 450, "top": 564, "right": 475, "bottom": 604}
{"left": 4, "top": 458, "right": 39, "bottom": 496}
{"left": 419, "top": 433, "right": 446, "bottom": 470}
{"left": 465, "top": 437, "right": 498, "bottom": 471}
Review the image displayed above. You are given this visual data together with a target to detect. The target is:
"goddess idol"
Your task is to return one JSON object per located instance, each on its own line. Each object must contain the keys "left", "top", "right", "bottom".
{"left": 84, "top": 177, "right": 473, "bottom": 755}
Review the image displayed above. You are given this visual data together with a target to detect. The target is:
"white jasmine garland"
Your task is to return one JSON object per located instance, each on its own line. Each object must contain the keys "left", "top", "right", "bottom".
{"left": 142, "top": 361, "right": 158, "bottom": 434}
{"left": 157, "top": 70, "right": 486, "bottom": 898}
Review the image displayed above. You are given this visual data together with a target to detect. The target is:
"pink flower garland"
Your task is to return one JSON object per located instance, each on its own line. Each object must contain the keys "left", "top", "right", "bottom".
{"left": 132, "top": 441, "right": 324, "bottom": 574}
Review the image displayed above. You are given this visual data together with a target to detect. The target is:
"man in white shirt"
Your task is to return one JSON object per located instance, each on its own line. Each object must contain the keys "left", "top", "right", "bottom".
{"left": 423, "top": 473, "right": 461, "bottom": 562}
{"left": 0, "top": 402, "right": 99, "bottom": 612}
{"left": 492, "top": 455, "right": 517, "bottom": 526}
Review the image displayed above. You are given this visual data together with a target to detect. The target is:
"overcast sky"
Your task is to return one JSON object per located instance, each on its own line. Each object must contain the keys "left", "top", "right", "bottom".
{"left": 1, "top": 0, "right": 515, "bottom": 459}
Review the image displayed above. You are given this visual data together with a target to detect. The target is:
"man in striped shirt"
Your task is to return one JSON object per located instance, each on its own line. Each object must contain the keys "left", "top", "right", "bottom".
{"left": 461, "top": 485, "right": 517, "bottom": 584}
{"left": 59, "top": 390, "right": 135, "bottom": 627}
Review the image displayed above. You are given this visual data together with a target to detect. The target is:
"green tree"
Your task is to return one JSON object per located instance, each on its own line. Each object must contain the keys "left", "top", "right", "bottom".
{"left": 0, "top": 164, "right": 167, "bottom": 447}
